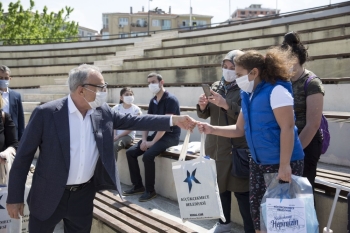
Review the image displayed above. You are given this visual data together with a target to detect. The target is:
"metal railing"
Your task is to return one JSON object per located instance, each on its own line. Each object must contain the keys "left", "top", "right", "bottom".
{"left": 0, "top": 1, "right": 349, "bottom": 46}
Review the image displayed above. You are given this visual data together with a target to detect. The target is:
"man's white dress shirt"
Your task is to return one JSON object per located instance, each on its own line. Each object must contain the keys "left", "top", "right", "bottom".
{"left": 1, "top": 88, "right": 9, "bottom": 114}
{"left": 67, "top": 95, "right": 99, "bottom": 185}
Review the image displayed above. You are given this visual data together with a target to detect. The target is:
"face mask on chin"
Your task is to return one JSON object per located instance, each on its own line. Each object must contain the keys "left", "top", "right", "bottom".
{"left": 222, "top": 68, "right": 237, "bottom": 82}
{"left": 148, "top": 83, "right": 161, "bottom": 94}
{"left": 236, "top": 71, "right": 254, "bottom": 93}
{"left": 123, "top": 96, "right": 134, "bottom": 105}
{"left": 84, "top": 88, "right": 108, "bottom": 109}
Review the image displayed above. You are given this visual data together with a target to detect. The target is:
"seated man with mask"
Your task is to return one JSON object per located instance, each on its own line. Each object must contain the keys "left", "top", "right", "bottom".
{"left": 124, "top": 72, "right": 181, "bottom": 202}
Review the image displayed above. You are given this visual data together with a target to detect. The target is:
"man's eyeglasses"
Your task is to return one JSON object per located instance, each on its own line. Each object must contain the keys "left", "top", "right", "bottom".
{"left": 82, "top": 82, "right": 108, "bottom": 92}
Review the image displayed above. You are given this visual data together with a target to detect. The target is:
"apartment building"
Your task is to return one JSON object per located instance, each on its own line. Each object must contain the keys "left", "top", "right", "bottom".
{"left": 231, "top": 4, "right": 279, "bottom": 20}
{"left": 101, "top": 7, "right": 212, "bottom": 39}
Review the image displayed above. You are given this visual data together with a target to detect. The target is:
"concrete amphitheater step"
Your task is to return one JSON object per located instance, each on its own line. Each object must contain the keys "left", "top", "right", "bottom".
{"left": 39, "top": 85, "right": 69, "bottom": 94}
{"left": 22, "top": 93, "right": 67, "bottom": 102}
{"left": 162, "top": 15, "right": 350, "bottom": 47}
{"left": 22, "top": 102, "right": 41, "bottom": 112}
{"left": 54, "top": 78, "right": 68, "bottom": 85}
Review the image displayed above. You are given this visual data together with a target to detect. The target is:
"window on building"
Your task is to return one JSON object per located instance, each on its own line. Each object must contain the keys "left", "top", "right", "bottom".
{"left": 136, "top": 18, "right": 147, "bottom": 27}
{"left": 103, "top": 15, "right": 109, "bottom": 29}
{"left": 240, "top": 11, "right": 245, "bottom": 15}
{"left": 119, "top": 18, "right": 128, "bottom": 26}
{"left": 102, "top": 32, "right": 109, "bottom": 39}
{"left": 161, "top": 20, "right": 171, "bottom": 30}
{"left": 152, "top": 19, "right": 160, "bottom": 27}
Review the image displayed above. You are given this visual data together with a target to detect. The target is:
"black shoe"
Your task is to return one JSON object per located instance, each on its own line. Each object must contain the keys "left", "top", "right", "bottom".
{"left": 139, "top": 190, "right": 157, "bottom": 202}
{"left": 122, "top": 186, "right": 145, "bottom": 196}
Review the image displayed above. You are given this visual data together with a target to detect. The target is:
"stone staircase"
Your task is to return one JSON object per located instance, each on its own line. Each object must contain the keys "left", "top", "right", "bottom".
{"left": 22, "top": 78, "right": 69, "bottom": 124}
{"left": 94, "top": 31, "right": 178, "bottom": 71}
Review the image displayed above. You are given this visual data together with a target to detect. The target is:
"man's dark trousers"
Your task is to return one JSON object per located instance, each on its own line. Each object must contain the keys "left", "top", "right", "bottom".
{"left": 126, "top": 134, "right": 178, "bottom": 192}
{"left": 29, "top": 181, "right": 96, "bottom": 233}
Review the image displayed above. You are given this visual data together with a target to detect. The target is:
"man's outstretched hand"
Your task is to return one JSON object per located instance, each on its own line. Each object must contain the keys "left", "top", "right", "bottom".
{"left": 172, "top": 115, "right": 197, "bottom": 131}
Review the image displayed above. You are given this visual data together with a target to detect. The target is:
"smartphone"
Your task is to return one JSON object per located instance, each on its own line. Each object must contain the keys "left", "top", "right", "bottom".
{"left": 202, "top": 84, "right": 212, "bottom": 98}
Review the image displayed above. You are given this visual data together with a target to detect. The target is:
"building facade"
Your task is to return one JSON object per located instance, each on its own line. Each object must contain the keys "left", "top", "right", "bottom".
{"left": 78, "top": 26, "right": 99, "bottom": 40}
{"left": 101, "top": 7, "right": 212, "bottom": 39}
{"left": 231, "top": 4, "right": 279, "bottom": 20}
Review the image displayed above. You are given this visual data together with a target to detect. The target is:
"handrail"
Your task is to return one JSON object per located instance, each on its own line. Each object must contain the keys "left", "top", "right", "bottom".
{"left": 1, "top": 1, "right": 349, "bottom": 45}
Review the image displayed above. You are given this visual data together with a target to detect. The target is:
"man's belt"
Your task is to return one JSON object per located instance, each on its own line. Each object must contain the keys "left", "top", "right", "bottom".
{"left": 65, "top": 178, "right": 92, "bottom": 192}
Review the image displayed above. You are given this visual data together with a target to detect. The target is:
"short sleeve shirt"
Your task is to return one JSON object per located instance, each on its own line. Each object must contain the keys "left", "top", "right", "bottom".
{"left": 111, "top": 104, "right": 142, "bottom": 139}
{"left": 148, "top": 91, "right": 181, "bottom": 138}
{"left": 292, "top": 69, "right": 325, "bottom": 132}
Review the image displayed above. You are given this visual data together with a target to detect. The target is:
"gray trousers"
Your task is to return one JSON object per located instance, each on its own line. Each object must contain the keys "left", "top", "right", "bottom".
{"left": 113, "top": 135, "right": 133, "bottom": 161}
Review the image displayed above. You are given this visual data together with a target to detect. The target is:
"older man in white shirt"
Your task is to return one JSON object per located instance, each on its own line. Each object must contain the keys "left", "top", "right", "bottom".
{"left": 6, "top": 64, "right": 196, "bottom": 233}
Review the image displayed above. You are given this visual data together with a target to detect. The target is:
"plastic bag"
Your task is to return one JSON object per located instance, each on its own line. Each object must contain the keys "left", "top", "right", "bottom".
{"left": 260, "top": 173, "right": 318, "bottom": 233}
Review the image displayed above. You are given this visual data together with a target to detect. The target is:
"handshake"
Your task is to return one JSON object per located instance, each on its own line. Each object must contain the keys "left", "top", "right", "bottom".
{"left": 172, "top": 115, "right": 212, "bottom": 134}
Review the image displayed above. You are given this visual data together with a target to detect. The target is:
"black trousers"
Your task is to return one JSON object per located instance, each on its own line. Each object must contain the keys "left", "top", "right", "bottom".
{"left": 29, "top": 181, "right": 96, "bottom": 233}
{"left": 126, "top": 134, "right": 178, "bottom": 192}
{"left": 219, "top": 190, "right": 255, "bottom": 233}
{"left": 302, "top": 131, "right": 322, "bottom": 189}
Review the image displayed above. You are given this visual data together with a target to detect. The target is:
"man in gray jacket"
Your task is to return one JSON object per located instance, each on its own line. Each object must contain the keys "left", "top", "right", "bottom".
{"left": 6, "top": 64, "right": 196, "bottom": 232}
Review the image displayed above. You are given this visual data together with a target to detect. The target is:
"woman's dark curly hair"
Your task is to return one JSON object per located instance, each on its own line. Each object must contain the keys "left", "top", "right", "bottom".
{"left": 234, "top": 48, "right": 296, "bottom": 83}
{"left": 281, "top": 31, "right": 308, "bottom": 65}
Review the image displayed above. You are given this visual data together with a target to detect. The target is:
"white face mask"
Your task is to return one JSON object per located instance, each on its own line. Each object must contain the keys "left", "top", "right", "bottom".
{"left": 123, "top": 96, "right": 134, "bottom": 105}
{"left": 84, "top": 88, "right": 108, "bottom": 109}
{"left": 236, "top": 72, "right": 254, "bottom": 93}
{"left": 222, "top": 68, "right": 237, "bottom": 82}
{"left": 148, "top": 83, "right": 161, "bottom": 94}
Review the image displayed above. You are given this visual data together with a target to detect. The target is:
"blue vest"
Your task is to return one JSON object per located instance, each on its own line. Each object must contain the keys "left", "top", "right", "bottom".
{"left": 241, "top": 80, "right": 304, "bottom": 165}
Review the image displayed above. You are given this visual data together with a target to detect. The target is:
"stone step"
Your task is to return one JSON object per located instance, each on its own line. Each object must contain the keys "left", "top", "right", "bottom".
{"left": 22, "top": 93, "right": 67, "bottom": 102}
{"left": 54, "top": 78, "right": 68, "bottom": 85}
{"left": 24, "top": 112, "right": 31, "bottom": 125}
{"left": 95, "top": 60, "right": 124, "bottom": 66}
{"left": 22, "top": 102, "right": 41, "bottom": 112}
{"left": 97, "top": 65, "right": 123, "bottom": 71}
{"left": 115, "top": 50, "right": 144, "bottom": 56}
{"left": 125, "top": 44, "right": 159, "bottom": 50}
{"left": 104, "top": 54, "right": 143, "bottom": 60}
{"left": 39, "top": 85, "right": 70, "bottom": 94}
{"left": 133, "top": 41, "right": 162, "bottom": 47}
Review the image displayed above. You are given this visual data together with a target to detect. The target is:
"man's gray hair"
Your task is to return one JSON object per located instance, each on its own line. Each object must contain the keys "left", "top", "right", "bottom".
{"left": 68, "top": 64, "right": 102, "bottom": 92}
{"left": 0, "top": 65, "right": 11, "bottom": 75}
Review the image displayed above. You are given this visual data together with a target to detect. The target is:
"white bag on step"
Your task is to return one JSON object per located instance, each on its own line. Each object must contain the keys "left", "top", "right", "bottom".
{"left": 0, "top": 154, "right": 30, "bottom": 233}
{"left": 172, "top": 131, "right": 225, "bottom": 222}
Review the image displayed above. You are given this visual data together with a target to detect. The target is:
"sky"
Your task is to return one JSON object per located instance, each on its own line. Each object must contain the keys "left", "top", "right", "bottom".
{"left": 0, "top": 0, "right": 347, "bottom": 32}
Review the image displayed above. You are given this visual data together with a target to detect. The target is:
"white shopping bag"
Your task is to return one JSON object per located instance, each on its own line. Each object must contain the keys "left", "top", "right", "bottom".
{"left": 0, "top": 154, "right": 30, "bottom": 233}
{"left": 172, "top": 131, "right": 225, "bottom": 222}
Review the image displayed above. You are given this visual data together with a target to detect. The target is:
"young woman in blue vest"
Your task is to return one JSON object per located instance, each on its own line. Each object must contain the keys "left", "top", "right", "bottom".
{"left": 198, "top": 48, "right": 304, "bottom": 232}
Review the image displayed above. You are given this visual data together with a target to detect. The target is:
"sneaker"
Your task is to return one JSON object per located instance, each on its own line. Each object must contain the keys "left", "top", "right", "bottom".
{"left": 207, "top": 222, "right": 232, "bottom": 233}
{"left": 122, "top": 186, "right": 145, "bottom": 196}
{"left": 138, "top": 190, "right": 157, "bottom": 202}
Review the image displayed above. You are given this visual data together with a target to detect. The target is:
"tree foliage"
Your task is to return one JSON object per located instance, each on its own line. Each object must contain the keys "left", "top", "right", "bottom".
{"left": 0, "top": 0, "right": 79, "bottom": 45}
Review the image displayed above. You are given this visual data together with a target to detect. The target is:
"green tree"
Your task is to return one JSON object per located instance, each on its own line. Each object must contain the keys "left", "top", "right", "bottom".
{"left": 0, "top": 0, "right": 79, "bottom": 45}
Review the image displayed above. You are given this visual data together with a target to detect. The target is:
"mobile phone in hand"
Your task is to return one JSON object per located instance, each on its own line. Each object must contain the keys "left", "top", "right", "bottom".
{"left": 202, "top": 84, "right": 212, "bottom": 98}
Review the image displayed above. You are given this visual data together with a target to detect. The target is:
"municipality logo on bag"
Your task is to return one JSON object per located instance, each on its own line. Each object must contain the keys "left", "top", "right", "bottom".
{"left": 183, "top": 168, "right": 201, "bottom": 193}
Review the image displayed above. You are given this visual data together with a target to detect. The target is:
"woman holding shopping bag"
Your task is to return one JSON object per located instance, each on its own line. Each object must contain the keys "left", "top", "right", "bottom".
{"left": 197, "top": 50, "right": 254, "bottom": 233}
{"left": 198, "top": 48, "right": 304, "bottom": 233}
